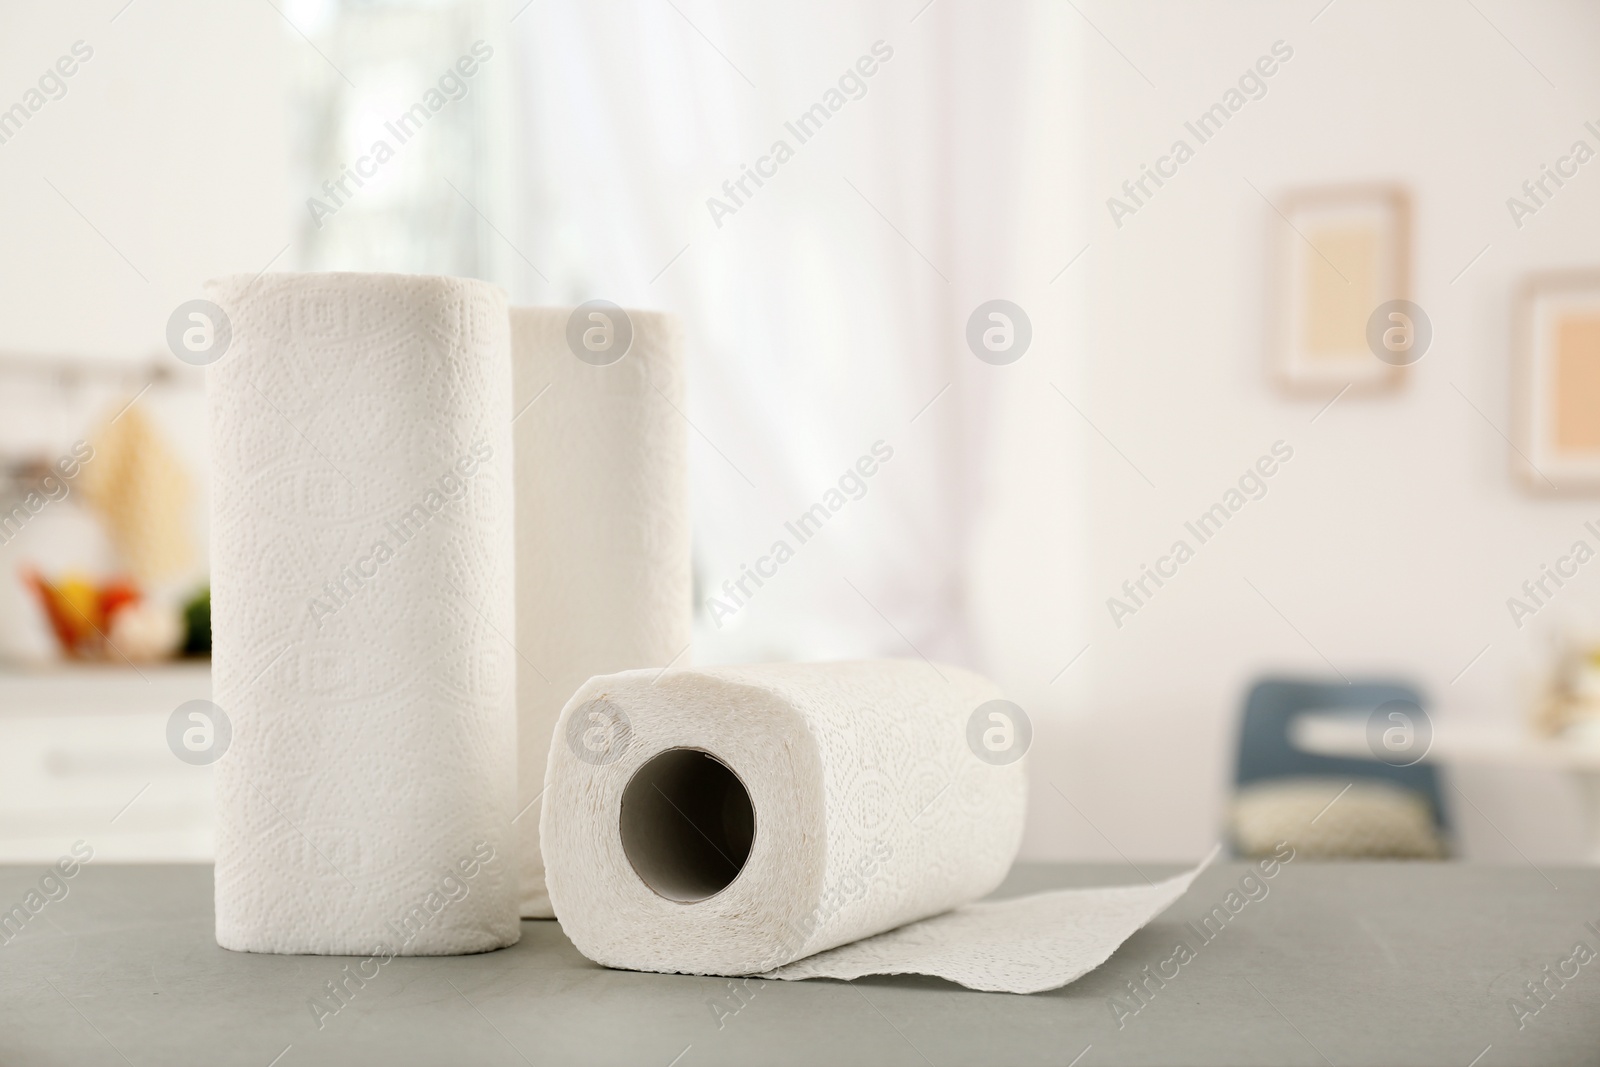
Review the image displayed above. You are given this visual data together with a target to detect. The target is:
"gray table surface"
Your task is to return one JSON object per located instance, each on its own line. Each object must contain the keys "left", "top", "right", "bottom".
{"left": 0, "top": 860, "right": 1595, "bottom": 1067}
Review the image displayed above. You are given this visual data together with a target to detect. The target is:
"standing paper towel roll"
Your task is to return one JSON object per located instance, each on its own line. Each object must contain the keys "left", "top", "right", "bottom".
{"left": 510, "top": 306, "right": 690, "bottom": 918}
{"left": 207, "top": 272, "right": 519, "bottom": 955}
{"left": 540, "top": 661, "right": 1027, "bottom": 975}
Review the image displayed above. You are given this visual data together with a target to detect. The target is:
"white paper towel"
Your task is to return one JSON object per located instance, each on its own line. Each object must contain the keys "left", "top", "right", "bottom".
{"left": 207, "top": 272, "right": 520, "bottom": 955}
{"left": 544, "top": 661, "right": 1214, "bottom": 992}
{"left": 541, "top": 661, "right": 1029, "bottom": 976}
{"left": 510, "top": 306, "right": 690, "bottom": 918}
{"left": 764, "top": 850, "right": 1216, "bottom": 993}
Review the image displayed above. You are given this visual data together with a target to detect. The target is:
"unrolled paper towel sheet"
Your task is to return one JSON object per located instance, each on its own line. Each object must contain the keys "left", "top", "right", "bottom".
{"left": 207, "top": 272, "right": 520, "bottom": 955}
{"left": 510, "top": 307, "right": 690, "bottom": 918}
{"left": 542, "top": 661, "right": 1213, "bottom": 993}
{"left": 764, "top": 851, "right": 1216, "bottom": 993}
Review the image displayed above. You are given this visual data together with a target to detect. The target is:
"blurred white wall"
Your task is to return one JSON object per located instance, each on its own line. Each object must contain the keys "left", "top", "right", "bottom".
{"left": 0, "top": 0, "right": 290, "bottom": 357}
{"left": 993, "top": 0, "right": 1600, "bottom": 864}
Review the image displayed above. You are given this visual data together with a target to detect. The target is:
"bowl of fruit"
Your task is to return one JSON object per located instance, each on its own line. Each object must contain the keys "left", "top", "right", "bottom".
{"left": 21, "top": 568, "right": 184, "bottom": 663}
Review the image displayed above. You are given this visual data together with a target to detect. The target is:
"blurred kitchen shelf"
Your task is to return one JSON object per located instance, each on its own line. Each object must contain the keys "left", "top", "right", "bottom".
{"left": 0, "top": 659, "right": 209, "bottom": 705}
{"left": 0, "top": 659, "right": 214, "bottom": 863}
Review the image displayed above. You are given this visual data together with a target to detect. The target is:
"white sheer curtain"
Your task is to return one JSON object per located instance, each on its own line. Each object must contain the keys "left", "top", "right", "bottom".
{"left": 511, "top": 1, "right": 1076, "bottom": 673}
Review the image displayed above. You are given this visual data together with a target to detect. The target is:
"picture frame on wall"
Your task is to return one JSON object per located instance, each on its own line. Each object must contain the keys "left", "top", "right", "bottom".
{"left": 1514, "top": 271, "right": 1600, "bottom": 492}
{"left": 1271, "top": 185, "right": 1411, "bottom": 393}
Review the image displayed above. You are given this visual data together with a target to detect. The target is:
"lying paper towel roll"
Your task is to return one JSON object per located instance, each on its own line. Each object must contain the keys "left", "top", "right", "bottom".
{"left": 207, "top": 272, "right": 519, "bottom": 955}
{"left": 510, "top": 306, "right": 690, "bottom": 918}
{"left": 541, "top": 661, "right": 1026, "bottom": 975}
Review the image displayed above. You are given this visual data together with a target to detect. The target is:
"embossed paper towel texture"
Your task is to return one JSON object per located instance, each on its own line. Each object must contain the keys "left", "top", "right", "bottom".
{"left": 207, "top": 272, "right": 519, "bottom": 955}
{"left": 510, "top": 308, "right": 690, "bottom": 918}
